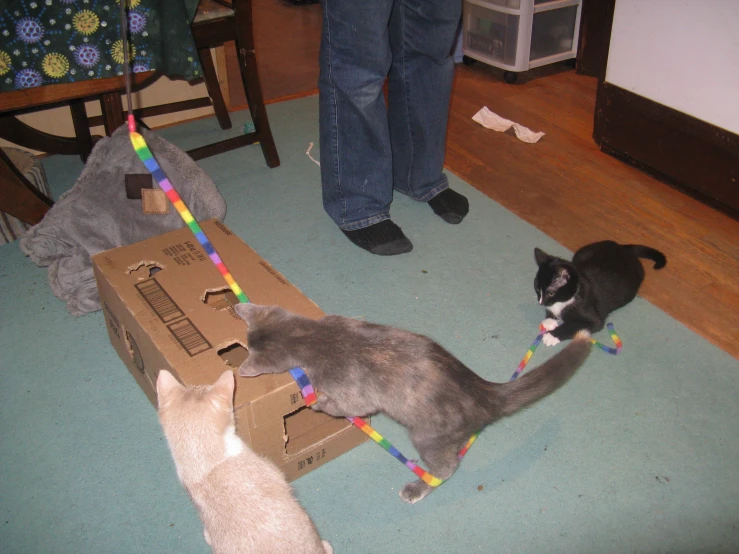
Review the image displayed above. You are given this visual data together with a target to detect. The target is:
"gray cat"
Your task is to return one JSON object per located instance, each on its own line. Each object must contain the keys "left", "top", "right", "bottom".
{"left": 234, "top": 304, "right": 592, "bottom": 504}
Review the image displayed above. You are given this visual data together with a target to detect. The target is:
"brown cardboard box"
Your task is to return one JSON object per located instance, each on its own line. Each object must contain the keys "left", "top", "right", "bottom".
{"left": 92, "top": 220, "right": 366, "bottom": 480}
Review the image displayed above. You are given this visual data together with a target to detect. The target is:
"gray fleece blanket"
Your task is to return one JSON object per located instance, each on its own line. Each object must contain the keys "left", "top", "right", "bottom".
{"left": 20, "top": 125, "right": 227, "bottom": 315}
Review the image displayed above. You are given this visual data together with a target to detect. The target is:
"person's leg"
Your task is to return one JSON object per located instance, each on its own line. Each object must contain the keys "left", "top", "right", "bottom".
{"left": 387, "top": 0, "right": 469, "bottom": 224}
{"left": 319, "top": 0, "right": 413, "bottom": 254}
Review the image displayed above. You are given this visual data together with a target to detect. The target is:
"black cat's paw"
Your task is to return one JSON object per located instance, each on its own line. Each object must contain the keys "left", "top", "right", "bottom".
{"left": 399, "top": 480, "right": 433, "bottom": 504}
{"left": 541, "top": 318, "right": 559, "bottom": 331}
{"left": 542, "top": 332, "right": 561, "bottom": 347}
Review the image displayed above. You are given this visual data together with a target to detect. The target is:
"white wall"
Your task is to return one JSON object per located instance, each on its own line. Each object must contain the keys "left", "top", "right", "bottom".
{"left": 606, "top": 0, "right": 739, "bottom": 134}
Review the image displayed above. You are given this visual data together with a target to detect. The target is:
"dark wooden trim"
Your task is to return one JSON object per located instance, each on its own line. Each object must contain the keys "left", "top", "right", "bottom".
{"left": 576, "top": 0, "right": 616, "bottom": 80}
{"left": 594, "top": 82, "right": 739, "bottom": 219}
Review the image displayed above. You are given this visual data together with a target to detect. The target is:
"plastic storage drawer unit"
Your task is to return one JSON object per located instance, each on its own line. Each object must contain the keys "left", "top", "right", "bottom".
{"left": 462, "top": 0, "right": 582, "bottom": 83}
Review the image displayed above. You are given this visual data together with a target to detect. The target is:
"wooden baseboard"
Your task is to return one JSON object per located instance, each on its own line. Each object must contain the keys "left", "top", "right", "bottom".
{"left": 593, "top": 81, "right": 739, "bottom": 219}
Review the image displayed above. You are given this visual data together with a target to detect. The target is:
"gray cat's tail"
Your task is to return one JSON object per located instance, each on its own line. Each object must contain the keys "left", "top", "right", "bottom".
{"left": 626, "top": 244, "right": 667, "bottom": 269}
{"left": 499, "top": 331, "right": 592, "bottom": 416}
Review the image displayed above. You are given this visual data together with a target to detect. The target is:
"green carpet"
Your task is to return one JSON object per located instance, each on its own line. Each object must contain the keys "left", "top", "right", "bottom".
{"left": 1, "top": 96, "right": 738, "bottom": 553}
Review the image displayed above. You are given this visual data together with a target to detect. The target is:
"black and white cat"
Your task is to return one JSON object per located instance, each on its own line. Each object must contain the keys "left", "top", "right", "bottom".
{"left": 534, "top": 241, "right": 666, "bottom": 346}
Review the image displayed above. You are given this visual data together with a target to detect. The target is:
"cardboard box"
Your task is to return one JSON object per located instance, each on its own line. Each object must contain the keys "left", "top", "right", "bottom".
{"left": 92, "top": 220, "right": 366, "bottom": 480}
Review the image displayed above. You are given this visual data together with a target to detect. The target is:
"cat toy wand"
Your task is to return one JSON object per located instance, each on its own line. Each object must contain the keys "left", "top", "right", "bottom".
{"left": 119, "top": 0, "right": 471, "bottom": 486}
{"left": 120, "top": 1, "right": 249, "bottom": 306}
{"left": 118, "top": 0, "right": 621, "bottom": 489}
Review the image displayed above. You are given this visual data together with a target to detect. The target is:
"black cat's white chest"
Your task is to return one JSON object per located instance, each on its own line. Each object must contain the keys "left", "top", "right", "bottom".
{"left": 546, "top": 297, "right": 575, "bottom": 321}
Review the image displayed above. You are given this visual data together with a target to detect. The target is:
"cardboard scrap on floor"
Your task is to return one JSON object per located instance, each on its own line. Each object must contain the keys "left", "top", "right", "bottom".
{"left": 92, "top": 220, "right": 366, "bottom": 481}
{"left": 472, "top": 106, "right": 545, "bottom": 143}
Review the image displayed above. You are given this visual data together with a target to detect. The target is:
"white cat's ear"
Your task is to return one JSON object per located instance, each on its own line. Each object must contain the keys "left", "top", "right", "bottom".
{"left": 212, "top": 370, "right": 235, "bottom": 400}
{"left": 233, "top": 302, "right": 261, "bottom": 323}
{"left": 156, "top": 370, "right": 182, "bottom": 407}
{"left": 534, "top": 248, "right": 551, "bottom": 266}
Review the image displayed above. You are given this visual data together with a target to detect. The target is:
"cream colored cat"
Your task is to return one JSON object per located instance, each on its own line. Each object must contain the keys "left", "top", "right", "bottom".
{"left": 156, "top": 369, "right": 333, "bottom": 554}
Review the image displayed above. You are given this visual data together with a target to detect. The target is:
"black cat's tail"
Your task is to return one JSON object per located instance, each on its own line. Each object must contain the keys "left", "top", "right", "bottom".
{"left": 625, "top": 244, "right": 667, "bottom": 269}
{"left": 499, "top": 331, "right": 592, "bottom": 416}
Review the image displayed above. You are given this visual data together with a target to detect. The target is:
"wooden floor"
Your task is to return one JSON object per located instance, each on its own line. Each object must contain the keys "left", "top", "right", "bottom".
{"left": 226, "top": 0, "right": 321, "bottom": 106}
{"left": 244, "top": 3, "right": 738, "bottom": 359}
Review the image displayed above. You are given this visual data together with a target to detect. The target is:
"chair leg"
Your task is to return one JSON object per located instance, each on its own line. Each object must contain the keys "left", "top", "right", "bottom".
{"left": 235, "top": 44, "right": 280, "bottom": 168}
{"left": 233, "top": 0, "right": 279, "bottom": 168}
{"left": 69, "top": 99, "right": 94, "bottom": 163}
{"left": 198, "top": 46, "right": 232, "bottom": 130}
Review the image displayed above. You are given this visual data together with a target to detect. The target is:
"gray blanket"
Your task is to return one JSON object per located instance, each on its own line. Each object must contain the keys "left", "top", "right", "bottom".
{"left": 20, "top": 125, "right": 227, "bottom": 315}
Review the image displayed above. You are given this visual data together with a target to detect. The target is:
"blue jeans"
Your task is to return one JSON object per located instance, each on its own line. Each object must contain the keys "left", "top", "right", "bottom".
{"left": 319, "top": 0, "right": 462, "bottom": 231}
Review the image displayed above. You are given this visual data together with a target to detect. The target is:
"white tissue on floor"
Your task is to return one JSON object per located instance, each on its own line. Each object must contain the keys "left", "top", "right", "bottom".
{"left": 472, "top": 107, "right": 545, "bottom": 144}
{"left": 306, "top": 142, "right": 320, "bottom": 166}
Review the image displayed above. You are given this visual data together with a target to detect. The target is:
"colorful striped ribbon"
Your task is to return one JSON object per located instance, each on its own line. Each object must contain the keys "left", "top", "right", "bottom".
{"left": 510, "top": 322, "right": 622, "bottom": 381}
{"left": 591, "top": 323, "right": 622, "bottom": 354}
{"left": 127, "top": 114, "right": 623, "bottom": 488}
{"left": 509, "top": 323, "right": 547, "bottom": 381}
{"left": 288, "top": 367, "right": 455, "bottom": 487}
{"left": 128, "top": 117, "right": 249, "bottom": 305}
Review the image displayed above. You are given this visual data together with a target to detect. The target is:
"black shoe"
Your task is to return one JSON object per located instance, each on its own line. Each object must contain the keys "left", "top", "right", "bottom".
{"left": 342, "top": 219, "right": 413, "bottom": 256}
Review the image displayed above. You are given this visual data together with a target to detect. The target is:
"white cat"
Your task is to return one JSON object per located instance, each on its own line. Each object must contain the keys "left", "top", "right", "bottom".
{"left": 156, "top": 369, "right": 333, "bottom": 554}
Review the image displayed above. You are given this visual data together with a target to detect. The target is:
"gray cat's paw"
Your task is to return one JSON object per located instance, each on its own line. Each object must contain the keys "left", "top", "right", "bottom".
{"left": 399, "top": 480, "right": 433, "bottom": 504}
{"left": 203, "top": 528, "right": 211, "bottom": 545}
{"left": 542, "top": 332, "right": 560, "bottom": 346}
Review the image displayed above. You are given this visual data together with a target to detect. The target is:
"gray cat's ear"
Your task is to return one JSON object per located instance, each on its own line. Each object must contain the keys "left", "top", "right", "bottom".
{"left": 534, "top": 248, "right": 551, "bottom": 266}
{"left": 156, "top": 370, "right": 182, "bottom": 407}
{"left": 238, "top": 357, "right": 264, "bottom": 378}
{"left": 233, "top": 302, "right": 261, "bottom": 323}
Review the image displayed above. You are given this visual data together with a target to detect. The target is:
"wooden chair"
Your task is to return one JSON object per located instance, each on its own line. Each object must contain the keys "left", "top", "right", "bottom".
{"left": 190, "top": 0, "right": 280, "bottom": 167}
{"left": 0, "top": 0, "right": 279, "bottom": 223}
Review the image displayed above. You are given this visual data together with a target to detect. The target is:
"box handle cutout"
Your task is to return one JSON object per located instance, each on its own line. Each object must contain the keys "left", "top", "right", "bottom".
{"left": 217, "top": 341, "right": 248, "bottom": 368}
{"left": 202, "top": 287, "right": 239, "bottom": 311}
{"left": 126, "top": 260, "right": 165, "bottom": 279}
{"left": 283, "top": 406, "right": 351, "bottom": 456}
{"left": 123, "top": 327, "right": 146, "bottom": 375}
